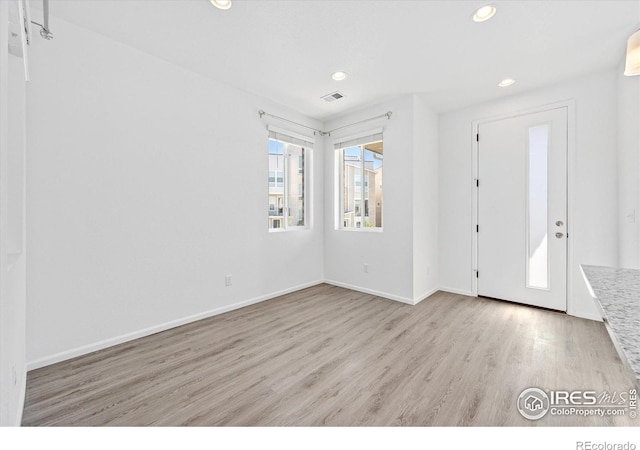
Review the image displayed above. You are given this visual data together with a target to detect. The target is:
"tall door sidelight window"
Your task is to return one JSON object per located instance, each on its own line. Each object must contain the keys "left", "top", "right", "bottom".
{"left": 527, "top": 124, "right": 550, "bottom": 290}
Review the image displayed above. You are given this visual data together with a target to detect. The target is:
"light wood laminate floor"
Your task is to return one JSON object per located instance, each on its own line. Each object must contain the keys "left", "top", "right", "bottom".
{"left": 22, "top": 285, "right": 638, "bottom": 426}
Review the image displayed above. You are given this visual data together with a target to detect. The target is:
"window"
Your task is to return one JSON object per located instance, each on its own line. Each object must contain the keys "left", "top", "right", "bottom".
{"left": 527, "top": 124, "right": 550, "bottom": 289}
{"left": 335, "top": 132, "right": 383, "bottom": 230}
{"left": 268, "top": 128, "right": 313, "bottom": 230}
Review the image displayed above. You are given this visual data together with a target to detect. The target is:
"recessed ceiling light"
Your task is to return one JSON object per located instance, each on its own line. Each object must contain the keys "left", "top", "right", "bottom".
{"left": 624, "top": 29, "right": 640, "bottom": 76}
{"left": 498, "top": 78, "right": 516, "bottom": 87}
{"left": 211, "top": 0, "right": 232, "bottom": 10}
{"left": 473, "top": 5, "right": 496, "bottom": 22}
{"left": 332, "top": 71, "right": 348, "bottom": 81}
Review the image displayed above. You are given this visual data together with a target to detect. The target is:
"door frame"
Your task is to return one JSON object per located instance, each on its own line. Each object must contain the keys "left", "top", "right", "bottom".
{"left": 471, "top": 100, "right": 576, "bottom": 312}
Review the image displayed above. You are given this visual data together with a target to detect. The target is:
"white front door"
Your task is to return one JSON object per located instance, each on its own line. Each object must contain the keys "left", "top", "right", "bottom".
{"left": 477, "top": 107, "right": 568, "bottom": 311}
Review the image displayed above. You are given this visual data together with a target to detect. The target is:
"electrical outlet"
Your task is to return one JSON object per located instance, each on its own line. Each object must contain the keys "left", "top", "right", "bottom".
{"left": 225, "top": 275, "right": 232, "bottom": 287}
{"left": 363, "top": 264, "right": 369, "bottom": 274}
{"left": 627, "top": 209, "right": 636, "bottom": 224}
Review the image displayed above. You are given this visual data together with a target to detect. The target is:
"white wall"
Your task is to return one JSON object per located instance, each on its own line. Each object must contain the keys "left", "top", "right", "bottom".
{"left": 617, "top": 62, "right": 640, "bottom": 269}
{"left": 323, "top": 95, "right": 439, "bottom": 303}
{"left": 413, "top": 95, "right": 439, "bottom": 302}
{"left": 25, "top": 16, "right": 324, "bottom": 369}
{"left": 0, "top": 1, "right": 28, "bottom": 426}
{"left": 439, "top": 70, "right": 619, "bottom": 320}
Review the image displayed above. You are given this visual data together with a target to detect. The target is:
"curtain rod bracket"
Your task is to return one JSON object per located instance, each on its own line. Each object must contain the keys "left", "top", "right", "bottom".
{"left": 30, "top": 21, "right": 53, "bottom": 40}
{"left": 31, "top": 0, "right": 53, "bottom": 40}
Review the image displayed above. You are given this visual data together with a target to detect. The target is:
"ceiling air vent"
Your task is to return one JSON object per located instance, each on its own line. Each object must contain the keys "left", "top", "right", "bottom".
{"left": 322, "top": 91, "right": 345, "bottom": 102}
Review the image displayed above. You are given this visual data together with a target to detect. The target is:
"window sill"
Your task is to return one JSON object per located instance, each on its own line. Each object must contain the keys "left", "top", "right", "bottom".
{"left": 336, "top": 227, "right": 383, "bottom": 233}
{"left": 269, "top": 227, "right": 312, "bottom": 233}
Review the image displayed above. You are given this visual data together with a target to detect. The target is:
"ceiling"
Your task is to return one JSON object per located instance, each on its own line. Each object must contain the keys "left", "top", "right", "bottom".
{"left": 37, "top": 0, "right": 640, "bottom": 120}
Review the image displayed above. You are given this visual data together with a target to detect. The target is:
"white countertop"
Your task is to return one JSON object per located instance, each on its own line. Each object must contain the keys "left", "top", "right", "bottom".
{"left": 581, "top": 264, "right": 640, "bottom": 384}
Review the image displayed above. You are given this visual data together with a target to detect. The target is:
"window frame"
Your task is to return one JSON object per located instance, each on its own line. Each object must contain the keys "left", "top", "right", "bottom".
{"left": 268, "top": 129, "right": 313, "bottom": 232}
{"left": 336, "top": 135, "right": 383, "bottom": 232}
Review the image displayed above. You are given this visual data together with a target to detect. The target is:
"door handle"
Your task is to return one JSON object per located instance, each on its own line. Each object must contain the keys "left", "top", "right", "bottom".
{"left": 555, "top": 232, "right": 564, "bottom": 239}
{"left": 555, "top": 220, "right": 564, "bottom": 227}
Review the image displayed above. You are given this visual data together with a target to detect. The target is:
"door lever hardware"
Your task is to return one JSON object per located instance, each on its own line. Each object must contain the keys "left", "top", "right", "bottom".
{"left": 555, "top": 220, "right": 564, "bottom": 227}
{"left": 555, "top": 232, "right": 564, "bottom": 239}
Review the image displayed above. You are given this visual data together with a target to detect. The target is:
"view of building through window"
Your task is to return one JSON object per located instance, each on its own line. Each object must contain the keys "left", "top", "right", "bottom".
{"left": 268, "top": 137, "right": 307, "bottom": 230}
{"left": 341, "top": 140, "right": 383, "bottom": 229}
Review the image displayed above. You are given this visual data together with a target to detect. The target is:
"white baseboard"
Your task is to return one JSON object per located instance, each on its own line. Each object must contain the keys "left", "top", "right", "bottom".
{"left": 323, "top": 279, "right": 415, "bottom": 305}
{"left": 413, "top": 287, "right": 439, "bottom": 305}
{"left": 26, "top": 279, "right": 602, "bottom": 372}
{"left": 14, "top": 367, "right": 26, "bottom": 426}
{"left": 439, "top": 286, "right": 475, "bottom": 297}
{"left": 26, "top": 280, "right": 323, "bottom": 371}
{"left": 567, "top": 310, "right": 603, "bottom": 322}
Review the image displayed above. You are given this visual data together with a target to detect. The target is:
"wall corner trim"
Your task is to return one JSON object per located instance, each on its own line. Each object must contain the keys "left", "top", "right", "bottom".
{"left": 13, "top": 370, "right": 26, "bottom": 426}
{"left": 413, "top": 287, "right": 439, "bottom": 305}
